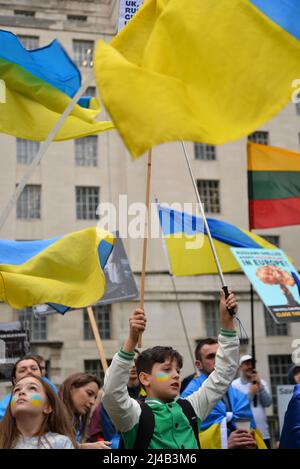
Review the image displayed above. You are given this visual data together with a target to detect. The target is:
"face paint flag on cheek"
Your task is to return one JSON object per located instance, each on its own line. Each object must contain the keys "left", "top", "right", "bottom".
{"left": 29, "top": 394, "right": 43, "bottom": 407}
{"left": 155, "top": 372, "right": 170, "bottom": 382}
{"left": 10, "top": 396, "right": 16, "bottom": 408}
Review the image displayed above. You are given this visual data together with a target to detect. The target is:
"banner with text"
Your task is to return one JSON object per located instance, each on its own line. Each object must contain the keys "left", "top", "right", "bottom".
{"left": 118, "top": 0, "right": 144, "bottom": 31}
{"left": 231, "top": 248, "right": 300, "bottom": 323}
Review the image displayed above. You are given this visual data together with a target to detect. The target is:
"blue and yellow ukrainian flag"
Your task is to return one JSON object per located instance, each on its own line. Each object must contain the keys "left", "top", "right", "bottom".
{"left": 0, "top": 228, "right": 115, "bottom": 311}
{"left": 158, "top": 204, "right": 280, "bottom": 276}
{"left": 94, "top": 0, "right": 300, "bottom": 158}
{"left": 182, "top": 374, "right": 266, "bottom": 449}
{"left": 0, "top": 29, "right": 113, "bottom": 141}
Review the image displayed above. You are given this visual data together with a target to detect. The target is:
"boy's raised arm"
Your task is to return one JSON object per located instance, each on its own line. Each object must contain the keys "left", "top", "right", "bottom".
{"left": 185, "top": 291, "right": 239, "bottom": 421}
{"left": 102, "top": 309, "right": 146, "bottom": 433}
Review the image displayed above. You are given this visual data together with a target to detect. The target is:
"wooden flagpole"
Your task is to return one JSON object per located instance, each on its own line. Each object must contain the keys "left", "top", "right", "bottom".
{"left": 87, "top": 306, "right": 108, "bottom": 373}
{"left": 137, "top": 148, "right": 152, "bottom": 347}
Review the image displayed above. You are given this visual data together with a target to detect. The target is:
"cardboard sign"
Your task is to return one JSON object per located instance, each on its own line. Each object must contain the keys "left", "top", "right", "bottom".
{"left": 231, "top": 248, "right": 300, "bottom": 323}
{"left": 277, "top": 385, "right": 294, "bottom": 434}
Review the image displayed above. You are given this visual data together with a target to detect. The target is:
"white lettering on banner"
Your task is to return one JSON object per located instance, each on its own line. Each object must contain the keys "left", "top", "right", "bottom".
{"left": 118, "top": 0, "right": 144, "bottom": 31}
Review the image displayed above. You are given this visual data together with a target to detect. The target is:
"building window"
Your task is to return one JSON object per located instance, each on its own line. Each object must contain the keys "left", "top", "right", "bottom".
{"left": 75, "top": 136, "right": 98, "bottom": 167}
{"left": 194, "top": 143, "right": 216, "bottom": 161}
{"left": 18, "top": 35, "right": 39, "bottom": 50}
{"left": 67, "top": 14, "right": 87, "bottom": 22}
{"left": 83, "top": 305, "right": 111, "bottom": 340}
{"left": 17, "top": 308, "right": 47, "bottom": 341}
{"left": 85, "top": 86, "right": 96, "bottom": 97}
{"left": 76, "top": 186, "right": 99, "bottom": 220}
{"left": 260, "top": 235, "right": 280, "bottom": 247}
{"left": 268, "top": 355, "right": 292, "bottom": 415}
{"left": 73, "top": 40, "right": 94, "bottom": 67}
{"left": 248, "top": 131, "right": 269, "bottom": 145}
{"left": 197, "top": 180, "right": 220, "bottom": 213}
{"left": 264, "top": 307, "right": 289, "bottom": 337}
{"left": 204, "top": 301, "right": 220, "bottom": 337}
{"left": 17, "top": 185, "right": 41, "bottom": 220}
{"left": 16, "top": 139, "right": 40, "bottom": 165}
{"left": 15, "top": 10, "right": 35, "bottom": 17}
{"left": 84, "top": 359, "right": 112, "bottom": 382}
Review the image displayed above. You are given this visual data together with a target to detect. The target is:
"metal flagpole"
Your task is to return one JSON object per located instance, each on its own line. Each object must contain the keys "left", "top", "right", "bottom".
{"left": 160, "top": 226, "right": 197, "bottom": 370}
{"left": 180, "top": 141, "right": 235, "bottom": 314}
{"left": 0, "top": 71, "right": 95, "bottom": 230}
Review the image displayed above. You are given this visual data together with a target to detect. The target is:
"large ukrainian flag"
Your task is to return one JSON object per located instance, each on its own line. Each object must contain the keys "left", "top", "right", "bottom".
{"left": 158, "top": 205, "right": 279, "bottom": 276}
{"left": 94, "top": 0, "right": 300, "bottom": 158}
{"left": 0, "top": 228, "right": 115, "bottom": 311}
{"left": 182, "top": 374, "right": 266, "bottom": 449}
{"left": 0, "top": 30, "right": 113, "bottom": 141}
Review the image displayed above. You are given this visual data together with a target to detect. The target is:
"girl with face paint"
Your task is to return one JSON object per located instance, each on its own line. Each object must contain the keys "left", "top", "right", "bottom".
{"left": 0, "top": 375, "right": 76, "bottom": 449}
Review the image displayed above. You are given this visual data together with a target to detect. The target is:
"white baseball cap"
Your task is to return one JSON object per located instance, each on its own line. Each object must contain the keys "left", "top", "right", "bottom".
{"left": 239, "top": 354, "right": 253, "bottom": 366}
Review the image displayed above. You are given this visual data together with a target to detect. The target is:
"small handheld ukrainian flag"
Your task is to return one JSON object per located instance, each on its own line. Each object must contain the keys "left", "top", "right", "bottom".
{"left": 0, "top": 227, "right": 115, "bottom": 312}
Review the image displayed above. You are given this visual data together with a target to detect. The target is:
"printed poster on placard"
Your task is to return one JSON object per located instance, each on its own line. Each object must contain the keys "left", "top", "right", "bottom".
{"left": 231, "top": 248, "right": 300, "bottom": 323}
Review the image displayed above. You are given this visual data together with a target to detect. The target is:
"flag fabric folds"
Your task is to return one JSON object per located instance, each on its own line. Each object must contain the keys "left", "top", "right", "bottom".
{"left": 157, "top": 204, "right": 279, "bottom": 276}
{"left": 181, "top": 374, "right": 266, "bottom": 449}
{"left": 0, "top": 228, "right": 115, "bottom": 311}
{"left": 94, "top": 0, "right": 300, "bottom": 158}
{"left": 0, "top": 30, "right": 113, "bottom": 141}
{"left": 248, "top": 142, "right": 300, "bottom": 229}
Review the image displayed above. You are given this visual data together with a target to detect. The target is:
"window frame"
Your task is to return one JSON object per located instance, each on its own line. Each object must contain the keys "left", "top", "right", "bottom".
{"left": 196, "top": 179, "right": 221, "bottom": 213}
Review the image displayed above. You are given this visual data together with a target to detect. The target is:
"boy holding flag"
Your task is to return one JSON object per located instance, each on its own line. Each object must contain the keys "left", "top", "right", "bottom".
{"left": 102, "top": 291, "right": 239, "bottom": 449}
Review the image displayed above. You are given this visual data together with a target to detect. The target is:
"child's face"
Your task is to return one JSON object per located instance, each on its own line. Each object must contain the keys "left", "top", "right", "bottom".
{"left": 11, "top": 377, "right": 51, "bottom": 417}
{"left": 140, "top": 359, "right": 181, "bottom": 401}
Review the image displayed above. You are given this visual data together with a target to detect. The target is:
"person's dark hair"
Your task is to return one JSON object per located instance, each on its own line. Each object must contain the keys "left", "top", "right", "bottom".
{"left": 288, "top": 365, "right": 300, "bottom": 384}
{"left": 135, "top": 346, "right": 183, "bottom": 378}
{"left": 11, "top": 355, "right": 42, "bottom": 384}
{"left": 30, "top": 354, "right": 45, "bottom": 365}
{"left": 59, "top": 373, "right": 101, "bottom": 443}
{"left": 0, "top": 374, "right": 76, "bottom": 449}
{"left": 194, "top": 338, "right": 218, "bottom": 361}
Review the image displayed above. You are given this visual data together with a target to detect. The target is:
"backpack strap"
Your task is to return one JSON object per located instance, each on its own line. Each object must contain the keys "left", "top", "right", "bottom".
{"left": 119, "top": 401, "right": 155, "bottom": 450}
{"left": 134, "top": 401, "right": 155, "bottom": 449}
{"left": 120, "top": 399, "right": 201, "bottom": 449}
{"left": 177, "top": 398, "right": 201, "bottom": 449}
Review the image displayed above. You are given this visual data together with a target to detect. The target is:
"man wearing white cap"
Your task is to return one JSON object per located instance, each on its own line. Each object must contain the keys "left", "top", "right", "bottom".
{"left": 232, "top": 355, "right": 272, "bottom": 448}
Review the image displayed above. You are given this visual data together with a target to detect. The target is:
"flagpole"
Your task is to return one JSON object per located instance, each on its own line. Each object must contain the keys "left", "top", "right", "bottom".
{"left": 181, "top": 142, "right": 235, "bottom": 314}
{"left": 0, "top": 71, "right": 95, "bottom": 231}
{"left": 87, "top": 306, "right": 108, "bottom": 373}
{"left": 157, "top": 206, "right": 196, "bottom": 369}
{"left": 138, "top": 148, "right": 152, "bottom": 348}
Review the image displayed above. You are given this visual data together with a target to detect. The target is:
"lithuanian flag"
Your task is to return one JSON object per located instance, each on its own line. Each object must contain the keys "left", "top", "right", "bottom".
{"left": 248, "top": 143, "right": 300, "bottom": 229}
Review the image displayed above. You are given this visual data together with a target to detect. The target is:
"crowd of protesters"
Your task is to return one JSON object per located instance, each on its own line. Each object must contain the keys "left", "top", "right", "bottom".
{"left": 0, "top": 291, "right": 299, "bottom": 450}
